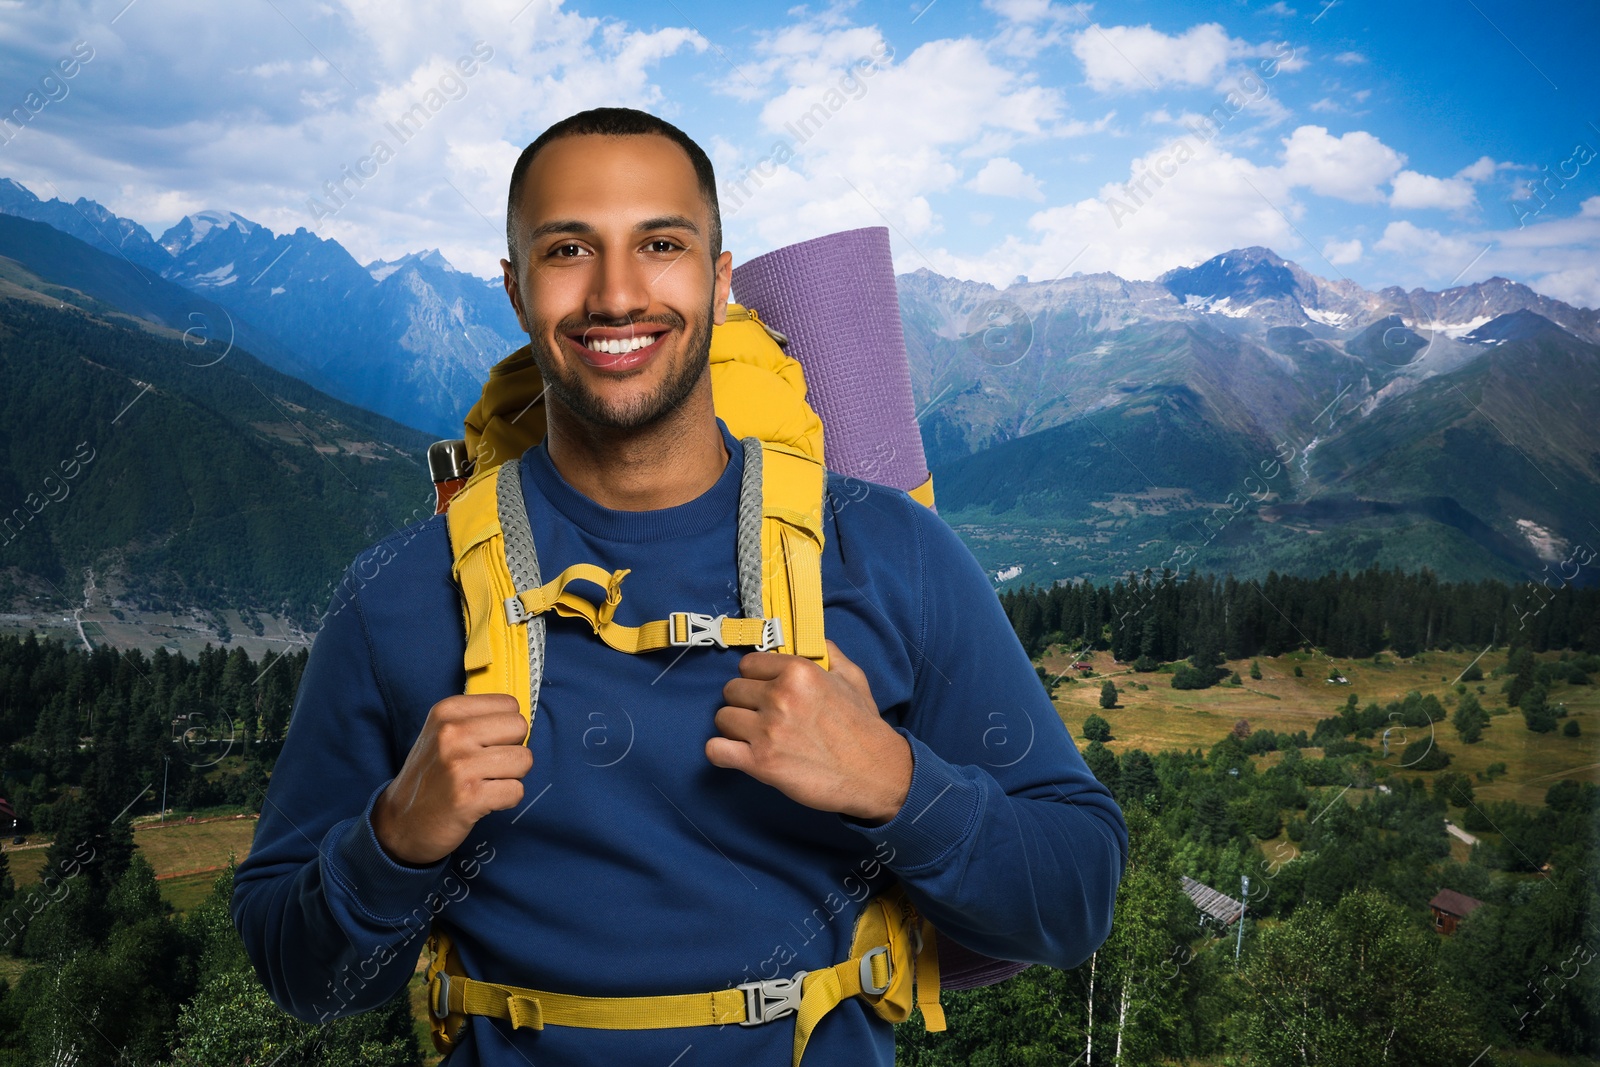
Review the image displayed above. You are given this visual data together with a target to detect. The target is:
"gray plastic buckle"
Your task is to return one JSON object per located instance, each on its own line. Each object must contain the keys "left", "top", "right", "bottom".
{"left": 859, "top": 945, "right": 891, "bottom": 996}
{"left": 669, "top": 612, "right": 728, "bottom": 648}
{"left": 505, "top": 594, "right": 531, "bottom": 625}
{"left": 431, "top": 972, "right": 451, "bottom": 1019}
{"left": 737, "top": 971, "right": 809, "bottom": 1026}
{"left": 756, "top": 617, "right": 785, "bottom": 652}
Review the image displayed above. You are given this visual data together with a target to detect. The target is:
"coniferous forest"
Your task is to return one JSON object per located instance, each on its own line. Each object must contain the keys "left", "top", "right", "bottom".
{"left": 0, "top": 565, "right": 1592, "bottom": 1065}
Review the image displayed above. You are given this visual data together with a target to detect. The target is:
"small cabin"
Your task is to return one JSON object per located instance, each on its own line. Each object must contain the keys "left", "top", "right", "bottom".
{"left": 1428, "top": 888, "right": 1483, "bottom": 935}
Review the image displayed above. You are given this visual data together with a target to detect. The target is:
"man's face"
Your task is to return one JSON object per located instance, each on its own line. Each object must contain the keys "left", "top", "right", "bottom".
{"left": 501, "top": 132, "right": 731, "bottom": 433}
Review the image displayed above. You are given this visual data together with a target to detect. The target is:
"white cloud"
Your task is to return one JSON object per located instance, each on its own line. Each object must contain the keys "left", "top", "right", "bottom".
{"left": 1374, "top": 220, "right": 1479, "bottom": 263}
{"left": 1279, "top": 125, "right": 1404, "bottom": 203}
{"left": 1323, "top": 237, "right": 1362, "bottom": 264}
{"left": 917, "top": 134, "right": 1307, "bottom": 284}
{"left": 1530, "top": 265, "right": 1600, "bottom": 308}
{"left": 983, "top": 0, "right": 1089, "bottom": 21}
{"left": 1455, "top": 155, "right": 1499, "bottom": 182}
{"left": 985, "top": 0, "right": 1092, "bottom": 58}
{"left": 967, "top": 157, "right": 1046, "bottom": 200}
{"left": 1260, "top": 2, "right": 1298, "bottom": 15}
{"left": 1070, "top": 22, "right": 1287, "bottom": 93}
{"left": 1368, "top": 204, "right": 1600, "bottom": 310}
{"left": 1333, "top": 51, "right": 1367, "bottom": 64}
{"left": 1390, "top": 170, "right": 1477, "bottom": 211}
{"left": 719, "top": 33, "right": 1072, "bottom": 251}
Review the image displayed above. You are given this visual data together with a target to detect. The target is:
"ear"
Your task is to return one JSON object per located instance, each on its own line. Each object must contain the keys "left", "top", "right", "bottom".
{"left": 502, "top": 258, "right": 531, "bottom": 335}
{"left": 712, "top": 250, "right": 732, "bottom": 326}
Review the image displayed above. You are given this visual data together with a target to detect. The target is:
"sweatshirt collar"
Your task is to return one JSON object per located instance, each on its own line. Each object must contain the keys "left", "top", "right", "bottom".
{"left": 520, "top": 417, "right": 743, "bottom": 543}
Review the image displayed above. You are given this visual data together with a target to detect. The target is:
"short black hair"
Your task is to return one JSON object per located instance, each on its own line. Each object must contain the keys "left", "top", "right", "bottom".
{"left": 504, "top": 107, "right": 721, "bottom": 275}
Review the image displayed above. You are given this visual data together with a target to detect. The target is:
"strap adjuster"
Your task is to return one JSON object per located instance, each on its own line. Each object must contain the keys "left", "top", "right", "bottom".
{"left": 432, "top": 972, "right": 452, "bottom": 1019}
{"left": 737, "top": 971, "right": 808, "bottom": 1026}
{"left": 669, "top": 612, "right": 728, "bottom": 648}
{"left": 756, "top": 617, "right": 784, "bottom": 652}
{"left": 859, "top": 945, "right": 891, "bottom": 996}
{"left": 505, "top": 594, "right": 531, "bottom": 625}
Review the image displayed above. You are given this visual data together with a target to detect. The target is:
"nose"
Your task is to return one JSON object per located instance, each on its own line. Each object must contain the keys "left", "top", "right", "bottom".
{"left": 584, "top": 242, "right": 651, "bottom": 328}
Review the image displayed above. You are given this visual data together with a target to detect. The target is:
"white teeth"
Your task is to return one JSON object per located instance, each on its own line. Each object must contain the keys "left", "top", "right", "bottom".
{"left": 585, "top": 333, "right": 658, "bottom": 354}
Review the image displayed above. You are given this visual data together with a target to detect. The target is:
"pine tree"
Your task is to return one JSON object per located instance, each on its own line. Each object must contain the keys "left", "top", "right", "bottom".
{"left": 1119, "top": 749, "right": 1160, "bottom": 810}
{"left": 1084, "top": 740, "right": 1120, "bottom": 794}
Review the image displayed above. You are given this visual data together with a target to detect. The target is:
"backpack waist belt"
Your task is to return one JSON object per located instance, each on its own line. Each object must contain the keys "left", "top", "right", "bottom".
{"left": 425, "top": 884, "right": 946, "bottom": 1065}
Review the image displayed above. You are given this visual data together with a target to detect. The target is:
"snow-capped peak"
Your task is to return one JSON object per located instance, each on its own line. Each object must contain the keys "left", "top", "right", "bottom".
{"left": 365, "top": 248, "right": 457, "bottom": 282}
{"left": 159, "top": 209, "right": 259, "bottom": 255}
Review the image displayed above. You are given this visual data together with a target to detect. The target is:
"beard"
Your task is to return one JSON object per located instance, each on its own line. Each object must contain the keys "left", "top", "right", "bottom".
{"left": 530, "top": 301, "right": 713, "bottom": 433}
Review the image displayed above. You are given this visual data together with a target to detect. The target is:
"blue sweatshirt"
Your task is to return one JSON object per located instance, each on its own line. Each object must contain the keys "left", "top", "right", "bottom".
{"left": 231, "top": 417, "right": 1128, "bottom": 1066}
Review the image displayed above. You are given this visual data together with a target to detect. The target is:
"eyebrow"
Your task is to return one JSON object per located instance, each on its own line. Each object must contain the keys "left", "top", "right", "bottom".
{"left": 525, "top": 214, "right": 702, "bottom": 243}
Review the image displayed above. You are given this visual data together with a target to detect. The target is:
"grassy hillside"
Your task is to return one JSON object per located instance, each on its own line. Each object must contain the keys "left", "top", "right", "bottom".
{"left": 1046, "top": 645, "right": 1596, "bottom": 811}
{"left": 0, "top": 286, "right": 438, "bottom": 624}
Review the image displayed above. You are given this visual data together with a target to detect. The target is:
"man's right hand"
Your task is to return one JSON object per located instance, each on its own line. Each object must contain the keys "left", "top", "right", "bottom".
{"left": 370, "top": 694, "right": 533, "bottom": 867}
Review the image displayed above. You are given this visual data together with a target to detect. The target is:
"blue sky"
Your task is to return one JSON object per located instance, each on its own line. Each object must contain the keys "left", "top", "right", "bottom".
{"left": 0, "top": 0, "right": 1596, "bottom": 305}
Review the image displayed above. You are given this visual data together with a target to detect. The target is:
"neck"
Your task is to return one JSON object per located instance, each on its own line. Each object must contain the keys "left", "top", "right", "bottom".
{"left": 542, "top": 379, "right": 728, "bottom": 511}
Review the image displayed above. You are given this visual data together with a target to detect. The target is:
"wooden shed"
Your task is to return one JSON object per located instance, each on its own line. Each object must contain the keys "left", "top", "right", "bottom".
{"left": 1428, "top": 888, "right": 1483, "bottom": 935}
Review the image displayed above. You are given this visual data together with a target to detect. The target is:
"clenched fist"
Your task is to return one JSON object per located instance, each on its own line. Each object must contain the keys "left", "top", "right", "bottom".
{"left": 371, "top": 693, "right": 533, "bottom": 867}
{"left": 707, "top": 639, "right": 912, "bottom": 826}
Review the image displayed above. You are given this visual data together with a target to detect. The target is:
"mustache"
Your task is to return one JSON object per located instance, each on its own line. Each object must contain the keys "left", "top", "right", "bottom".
{"left": 561, "top": 312, "right": 684, "bottom": 335}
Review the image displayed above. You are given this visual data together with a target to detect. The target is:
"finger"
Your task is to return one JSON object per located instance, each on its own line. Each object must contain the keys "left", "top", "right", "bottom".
{"left": 474, "top": 778, "right": 526, "bottom": 814}
{"left": 712, "top": 705, "right": 763, "bottom": 743}
{"left": 737, "top": 649, "right": 791, "bottom": 680}
{"left": 437, "top": 710, "right": 529, "bottom": 756}
{"left": 705, "top": 735, "right": 754, "bottom": 772}
{"left": 721, "top": 676, "right": 771, "bottom": 712}
{"left": 824, "top": 639, "right": 874, "bottom": 700}
{"left": 464, "top": 745, "right": 535, "bottom": 782}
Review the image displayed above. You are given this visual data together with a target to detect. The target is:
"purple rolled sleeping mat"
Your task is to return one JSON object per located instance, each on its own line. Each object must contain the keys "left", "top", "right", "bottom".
{"left": 730, "top": 226, "right": 934, "bottom": 510}
{"left": 734, "top": 227, "right": 1028, "bottom": 990}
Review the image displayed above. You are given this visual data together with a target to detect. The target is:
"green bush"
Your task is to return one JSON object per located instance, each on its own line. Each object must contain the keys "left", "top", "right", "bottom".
{"left": 1399, "top": 738, "right": 1451, "bottom": 771}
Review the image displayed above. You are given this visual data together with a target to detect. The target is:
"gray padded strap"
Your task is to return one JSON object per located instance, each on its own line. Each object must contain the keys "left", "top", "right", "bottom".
{"left": 736, "top": 437, "right": 765, "bottom": 621}
{"left": 495, "top": 459, "right": 545, "bottom": 726}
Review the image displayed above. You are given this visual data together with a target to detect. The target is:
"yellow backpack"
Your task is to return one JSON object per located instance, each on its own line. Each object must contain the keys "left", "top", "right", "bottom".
{"left": 424, "top": 305, "right": 946, "bottom": 1063}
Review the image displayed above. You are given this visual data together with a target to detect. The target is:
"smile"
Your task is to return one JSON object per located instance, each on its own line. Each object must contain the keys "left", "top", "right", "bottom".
{"left": 585, "top": 334, "right": 659, "bottom": 355}
{"left": 565, "top": 329, "right": 668, "bottom": 371}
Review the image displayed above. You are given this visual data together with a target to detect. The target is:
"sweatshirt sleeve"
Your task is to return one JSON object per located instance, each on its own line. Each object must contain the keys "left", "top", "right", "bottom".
{"left": 843, "top": 492, "right": 1129, "bottom": 971}
{"left": 231, "top": 559, "right": 453, "bottom": 1024}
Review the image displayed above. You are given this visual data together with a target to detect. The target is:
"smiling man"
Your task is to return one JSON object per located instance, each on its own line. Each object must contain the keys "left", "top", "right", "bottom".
{"left": 232, "top": 107, "right": 1128, "bottom": 1067}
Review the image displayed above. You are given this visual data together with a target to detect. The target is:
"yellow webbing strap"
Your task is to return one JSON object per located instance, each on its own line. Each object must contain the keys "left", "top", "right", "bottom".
{"left": 425, "top": 885, "right": 943, "bottom": 1064}
{"left": 506, "top": 563, "right": 776, "bottom": 654}
{"left": 758, "top": 442, "right": 829, "bottom": 669}
{"left": 447, "top": 464, "right": 531, "bottom": 746}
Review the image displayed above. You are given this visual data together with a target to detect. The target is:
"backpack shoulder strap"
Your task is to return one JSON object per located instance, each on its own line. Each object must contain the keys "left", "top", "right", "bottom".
{"left": 447, "top": 459, "right": 541, "bottom": 746}
{"left": 754, "top": 438, "right": 829, "bottom": 670}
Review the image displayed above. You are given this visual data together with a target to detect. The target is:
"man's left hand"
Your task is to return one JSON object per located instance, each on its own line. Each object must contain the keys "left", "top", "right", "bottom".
{"left": 707, "top": 639, "right": 912, "bottom": 826}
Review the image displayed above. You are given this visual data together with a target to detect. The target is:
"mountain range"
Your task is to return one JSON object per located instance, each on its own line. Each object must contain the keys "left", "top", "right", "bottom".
{"left": 0, "top": 178, "right": 521, "bottom": 437}
{"left": 0, "top": 175, "right": 1596, "bottom": 644}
